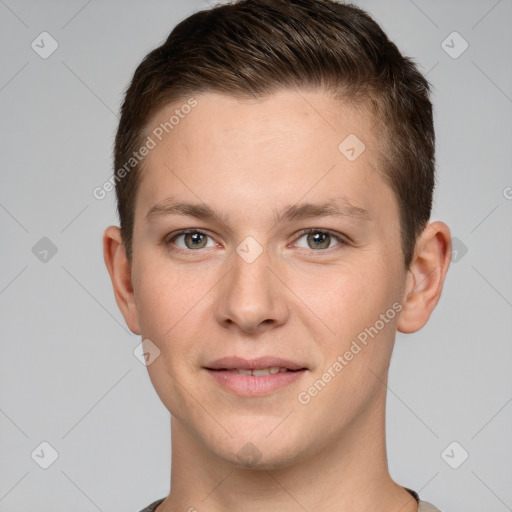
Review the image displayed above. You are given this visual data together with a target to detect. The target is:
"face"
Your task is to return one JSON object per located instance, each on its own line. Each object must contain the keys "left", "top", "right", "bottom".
{"left": 128, "top": 89, "right": 409, "bottom": 468}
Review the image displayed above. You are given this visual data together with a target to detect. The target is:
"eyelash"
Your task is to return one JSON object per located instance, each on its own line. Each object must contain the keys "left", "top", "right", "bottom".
{"left": 164, "top": 228, "right": 348, "bottom": 254}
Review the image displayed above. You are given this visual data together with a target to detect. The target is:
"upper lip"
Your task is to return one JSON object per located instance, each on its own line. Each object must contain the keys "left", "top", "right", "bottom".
{"left": 205, "top": 356, "right": 306, "bottom": 371}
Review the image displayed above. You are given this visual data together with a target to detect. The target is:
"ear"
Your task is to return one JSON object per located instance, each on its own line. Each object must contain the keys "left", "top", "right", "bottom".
{"left": 397, "top": 221, "right": 452, "bottom": 334}
{"left": 103, "top": 226, "right": 141, "bottom": 335}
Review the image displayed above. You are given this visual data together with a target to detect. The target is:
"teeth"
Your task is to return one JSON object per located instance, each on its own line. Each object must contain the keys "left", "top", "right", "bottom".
{"left": 228, "top": 367, "right": 289, "bottom": 376}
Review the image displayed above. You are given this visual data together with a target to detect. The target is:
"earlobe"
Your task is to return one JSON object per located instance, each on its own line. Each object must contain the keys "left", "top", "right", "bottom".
{"left": 397, "top": 221, "right": 452, "bottom": 334}
{"left": 102, "top": 226, "right": 141, "bottom": 335}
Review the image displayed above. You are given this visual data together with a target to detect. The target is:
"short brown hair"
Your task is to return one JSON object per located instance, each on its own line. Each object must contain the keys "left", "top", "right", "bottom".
{"left": 114, "top": 0, "right": 435, "bottom": 268}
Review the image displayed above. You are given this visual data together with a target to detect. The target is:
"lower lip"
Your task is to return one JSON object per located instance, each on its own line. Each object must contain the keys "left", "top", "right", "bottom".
{"left": 205, "top": 369, "right": 307, "bottom": 396}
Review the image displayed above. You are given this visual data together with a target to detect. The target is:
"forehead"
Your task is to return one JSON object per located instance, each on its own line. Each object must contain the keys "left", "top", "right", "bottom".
{"left": 136, "top": 89, "right": 394, "bottom": 223}
{"left": 145, "top": 89, "right": 377, "bottom": 162}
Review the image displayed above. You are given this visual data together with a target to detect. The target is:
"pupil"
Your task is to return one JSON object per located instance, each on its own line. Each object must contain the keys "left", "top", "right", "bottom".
{"left": 188, "top": 232, "right": 205, "bottom": 248}
{"left": 309, "top": 232, "right": 329, "bottom": 249}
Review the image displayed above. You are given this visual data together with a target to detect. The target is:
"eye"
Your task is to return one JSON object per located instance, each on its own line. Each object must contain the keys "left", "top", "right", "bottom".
{"left": 166, "top": 230, "right": 217, "bottom": 250}
{"left": 294, "top": 229, "right": 346, "bottom": 250}
{"left": 164, "top": 228, "right": 347, "bottom": 253}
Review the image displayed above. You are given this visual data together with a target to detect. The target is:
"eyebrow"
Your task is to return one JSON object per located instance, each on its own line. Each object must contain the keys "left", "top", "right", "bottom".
{"left": 145, "top": 196, "right": 371, "bottom": 225}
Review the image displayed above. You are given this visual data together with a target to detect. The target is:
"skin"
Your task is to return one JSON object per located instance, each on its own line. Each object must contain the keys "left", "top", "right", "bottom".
{"left": 103, "top": 89, "right": 451, "bottom": 512}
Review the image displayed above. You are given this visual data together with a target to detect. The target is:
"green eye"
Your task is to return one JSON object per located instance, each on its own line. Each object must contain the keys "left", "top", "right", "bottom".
{"left": 165, "top": 228, "right": 347, "bottom": 254}
{"left": 294, "top": 229, "right": 346, "bottom": 250}
{"left": 168, "top": 230, "right": 215, "bottom": 250}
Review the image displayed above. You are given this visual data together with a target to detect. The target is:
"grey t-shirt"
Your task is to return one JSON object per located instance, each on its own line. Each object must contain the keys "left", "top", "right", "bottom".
{"left": 137, "top": 488, "right": 441, "bottom": 511}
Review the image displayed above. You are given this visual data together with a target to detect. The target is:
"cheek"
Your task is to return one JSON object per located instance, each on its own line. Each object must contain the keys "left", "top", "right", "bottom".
{"left": 132, "top": 258, "right": 212, "bottom": 383}
{"left": 297, "top": 266, "right": 401, "bottom": 425}
{"left": 133, "top": 263, "right": 202, "bottom": 415}
{"left": 298, "top": 258, "right": 404, "bottom": 400}
{"left": 133, "top": 255, "right": 204, "bottom": 339}
{"left": 301, "top": 259, "right": 398, "bottom": 340}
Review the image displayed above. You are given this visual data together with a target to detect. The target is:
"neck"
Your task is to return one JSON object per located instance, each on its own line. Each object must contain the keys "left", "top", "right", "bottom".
{"left": 158, "top": 390, "right": 417, "bottom": 512}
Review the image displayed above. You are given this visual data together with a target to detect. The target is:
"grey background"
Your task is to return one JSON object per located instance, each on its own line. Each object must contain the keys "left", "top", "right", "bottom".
{"left": 1, "top": 0, "right": 511, "bottom": 510}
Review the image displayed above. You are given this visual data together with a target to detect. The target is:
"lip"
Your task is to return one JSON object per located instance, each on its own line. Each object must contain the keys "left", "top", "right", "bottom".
{"left": 205, "top": 356, "right": 306, "bottom": 371}
{"left": 205, "top": 369, "right": 307, "bottom": 396}
{"left": 204, "top": 356, "right": 308, "bottom": 397}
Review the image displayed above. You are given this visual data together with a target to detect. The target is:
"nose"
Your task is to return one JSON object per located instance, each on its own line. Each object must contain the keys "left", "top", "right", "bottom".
{"left": 215, "top": 246, "right": 289, "bottom": 334}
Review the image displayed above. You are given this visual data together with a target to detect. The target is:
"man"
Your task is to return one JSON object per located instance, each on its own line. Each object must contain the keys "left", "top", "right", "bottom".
{"left": 103, "top": 1, "right": 451, "bottom": 510}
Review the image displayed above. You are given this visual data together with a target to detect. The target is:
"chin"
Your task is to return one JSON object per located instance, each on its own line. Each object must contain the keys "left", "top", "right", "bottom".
{"left": 205, "top": 420, "right": 307, "bottom": 471}
{"left": 217, "top": 443, "right": 301, "bottom": 471}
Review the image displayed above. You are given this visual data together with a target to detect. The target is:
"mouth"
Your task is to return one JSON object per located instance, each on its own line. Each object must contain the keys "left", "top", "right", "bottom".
{"left": 204, "top": 356, "right": 308, "bottom": 396}
{"left": 213, "top": 366, "right": 300, "bottom": 376}
{"left": 205, "top": 356, "right": 307, "bottom": 372}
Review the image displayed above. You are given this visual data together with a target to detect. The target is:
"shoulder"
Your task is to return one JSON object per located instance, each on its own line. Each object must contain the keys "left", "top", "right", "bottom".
{"left": 405, "top": 487, "right": 442, "bottom": 512}
{"left": 137, "top": 498, "right": 166, "bottom": 512}
{"left": 418, "top": 500, "right": 442, "bottom": 512}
